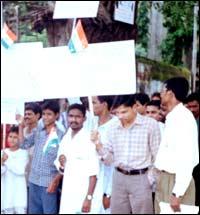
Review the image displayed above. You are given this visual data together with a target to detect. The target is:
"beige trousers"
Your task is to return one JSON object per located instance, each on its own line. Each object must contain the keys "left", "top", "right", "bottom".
{"left": 111, "top": 169, "right": 153, "bottom": 214}
{"left": 155, "top": 171, "right": 195, "bottom": 214}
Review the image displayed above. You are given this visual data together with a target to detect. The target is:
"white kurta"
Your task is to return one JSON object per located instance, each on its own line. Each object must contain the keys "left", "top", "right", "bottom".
{"left": 92, "top": 117, "right": 117, "bottom": 214}
{"left": 1, "top": 148, "right": 29, "bottom": 214}
{"left": 55, "top": 128, "right": 99, "bottom": 214}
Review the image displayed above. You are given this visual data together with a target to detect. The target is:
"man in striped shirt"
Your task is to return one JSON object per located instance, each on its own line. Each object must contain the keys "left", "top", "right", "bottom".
{"left": 91, "top": 94, "right": 161, "bottom": 214}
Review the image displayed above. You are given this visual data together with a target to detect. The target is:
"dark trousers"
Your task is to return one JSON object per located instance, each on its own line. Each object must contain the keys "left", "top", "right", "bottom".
{"left": 193, "top": 164, "right": 200, "bottom": 206}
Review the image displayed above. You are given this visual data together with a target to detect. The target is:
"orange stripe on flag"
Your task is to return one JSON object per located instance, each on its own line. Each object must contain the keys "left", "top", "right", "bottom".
{"left": 4, "top": 23, "right": 17, "bottom": 41}
{"left": 76, "top": 20, "right": 88, "bottom": 48}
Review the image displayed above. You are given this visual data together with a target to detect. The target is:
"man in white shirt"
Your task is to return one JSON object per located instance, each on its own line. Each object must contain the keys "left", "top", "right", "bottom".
{"left": 154, "top": 77, "right": 199, "bottom": 213}
{"left": 54, "top": 104, "right": 99, "bottom": 214}
{"left": 91, "top": 96, "right": 116, "bottom": 214}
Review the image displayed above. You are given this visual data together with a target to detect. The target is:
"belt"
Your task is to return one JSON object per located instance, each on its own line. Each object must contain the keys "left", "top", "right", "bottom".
{"left": 116, "top": 167, "right": 148, "bottom": 175}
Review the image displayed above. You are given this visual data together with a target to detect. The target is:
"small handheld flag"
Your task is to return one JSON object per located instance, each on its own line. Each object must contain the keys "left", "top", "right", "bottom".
{"left": 43, "top": 128, "right": 59, "bottom": 154}
{"left": 1, "top": 23, "right": 17, "bottom": 49}
{"left": 68, "top": 19, "right": 88, "bottom": 53}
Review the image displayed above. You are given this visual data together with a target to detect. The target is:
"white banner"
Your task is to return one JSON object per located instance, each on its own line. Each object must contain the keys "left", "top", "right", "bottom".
{"left": 1, "top": 40, "right": 136, "bottom": 123}
{"left": 53, "top": 1, "right": 99, "bottom": 19}
{"left": 1, "top": 98, "right": 25, "bottom": 124}
{"left": 114, "top": 1, "right": 135, "bottom": 25}
{"left": 31, "top": 40, "right": 136, "bottom": 98}
{"left": 1, "top": 42, "right": 43, "bottom": 101}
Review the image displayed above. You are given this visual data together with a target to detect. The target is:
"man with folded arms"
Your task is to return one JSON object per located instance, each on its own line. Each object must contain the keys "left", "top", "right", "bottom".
{"left": 91, "top": 94, "right": 161, "bottom": 214}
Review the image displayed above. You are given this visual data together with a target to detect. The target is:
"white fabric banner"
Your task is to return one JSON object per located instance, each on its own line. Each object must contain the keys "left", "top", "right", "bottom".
{"left": 53, "top": 1, "right": 99, "bottom": 19}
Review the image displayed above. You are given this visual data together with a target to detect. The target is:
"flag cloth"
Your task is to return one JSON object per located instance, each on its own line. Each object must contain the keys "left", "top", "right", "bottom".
{"left": 1, "top": 23, "right": 17, "bottom": 49}
{"left": 68, "top": 19, "right": 88, "bottom": 53}
{"left": 43, "top": 128, "right": 59, "bottom": 154}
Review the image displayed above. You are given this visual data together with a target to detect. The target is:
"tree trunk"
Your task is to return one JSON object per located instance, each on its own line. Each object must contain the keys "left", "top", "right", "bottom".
{"left": 46, "top": 19, "right": 73, "bottom": 47}
{"left": 81, "top": 1, "right": 138, "bottom": 43}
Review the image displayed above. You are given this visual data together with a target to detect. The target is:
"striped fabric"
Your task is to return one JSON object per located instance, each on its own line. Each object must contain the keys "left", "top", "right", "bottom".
{"left": 1, "top": 23, "right": 17, "bottom": 49}
{"left": 99, "top": 113, "right": 161, "bottom": 170}
{"left": 68, "top": 19, "right": 88, "bottom": 53}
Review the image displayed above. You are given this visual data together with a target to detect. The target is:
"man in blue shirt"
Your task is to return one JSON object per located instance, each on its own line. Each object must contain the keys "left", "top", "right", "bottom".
{"left": 18, "top": 100, "right": 64, "bottom": 214}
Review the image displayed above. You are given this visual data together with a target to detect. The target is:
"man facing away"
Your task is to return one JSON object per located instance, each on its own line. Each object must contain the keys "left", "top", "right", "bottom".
{"left": 154, "top": 77, "right": 199, "bottom": 213}
{"left": 91, "top": 94, "right": 161, "bottom": 214}
{"left": 54, "top": 104, "right": 99, "bottom": 214}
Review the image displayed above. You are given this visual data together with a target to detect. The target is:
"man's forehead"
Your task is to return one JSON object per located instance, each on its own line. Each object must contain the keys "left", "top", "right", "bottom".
{"left": 162, "top": 83, "right": 167, "bottom": 90}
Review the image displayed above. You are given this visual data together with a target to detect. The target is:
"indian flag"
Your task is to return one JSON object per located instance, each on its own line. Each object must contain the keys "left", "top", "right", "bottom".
{"left": 43, "top": 128, "right": 59, "bottom": 154}
{"left": 1, "top": 23, "right": 17, "bottom": 49}
{"left": 68, "top": 19, "right": 88, "bottom": 53}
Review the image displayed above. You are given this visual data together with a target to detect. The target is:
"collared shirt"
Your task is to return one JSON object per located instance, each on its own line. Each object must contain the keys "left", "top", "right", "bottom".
{"left": 54, "top": 127, "right": 99, "bottom": 214}
{"left": 20, "top": 124, "right": 64, "bottom": 187}
{"left": 155, "top": 103, "right": 199, "bottom": 196}
{"left": 55, "top": 127, "right": 99, "bottom": 177}
{"left": 98, "top": 113, "right": 161, "bottom": 170}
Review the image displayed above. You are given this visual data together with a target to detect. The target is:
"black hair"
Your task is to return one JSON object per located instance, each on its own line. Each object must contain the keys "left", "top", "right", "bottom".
{"left": 112, "top": 94, "right": 136, "bottom": 109}
{"left": 164, "top": 77, "right": 189, "bottom": 102}
{"left": 135, "top": 93, "right": 150, "bottom": 105}
{"left": 41, "top": 100, "right": 60, "bottom": 114}
{"left": 25, "top": 102, "right": 42, "bottom": 118}
{"left": 67, "top": 103, "right": 86, "bottom": 117}
{"left": 186, "top": 92, "right": 199, "bottom": 104}
{"left": 80, "top": 97, "right": 89, "bottom": 109}
{"left": 9, "top": 125, "right": 19, "bottom": 134}
{"left": 151, "top": 92, "right": 161, "bottom": 100}
{"left": 146, "top": 100, "right": 161, "bottom": 109}
{"left": 97, "top": 96, "right": 114, "bottom": 111}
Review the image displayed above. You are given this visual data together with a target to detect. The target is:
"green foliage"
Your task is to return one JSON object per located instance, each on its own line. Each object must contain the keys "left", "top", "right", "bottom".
{"left": 160, "top": 1, "right": 199, "bottom": 66}
{"left": 136, "top": 1, "right": 151, "bottom": 53}
{"left": 20, "top": 29, "right": 48, "bottom": 47}
{"left": 135, "top": 43, "right": 147, "bottom": 57}
{"left": 3, "top": 1, "right": 50, "bottom": 46}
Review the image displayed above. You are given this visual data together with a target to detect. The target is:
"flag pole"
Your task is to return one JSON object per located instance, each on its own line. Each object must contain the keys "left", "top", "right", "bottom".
{"left": 88, "top": 96, "right": 98, "bottom": 130}
{"left": 88, "top": 96, "right": 94, "bottom": 118}
{"left": 71, "top": 18, "right": 77, "bottom": 37}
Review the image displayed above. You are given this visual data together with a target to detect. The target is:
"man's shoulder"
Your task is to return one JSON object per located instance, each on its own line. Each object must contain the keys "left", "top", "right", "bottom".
{"left": 139, "top": 114, "right": 158, "bottom": 126}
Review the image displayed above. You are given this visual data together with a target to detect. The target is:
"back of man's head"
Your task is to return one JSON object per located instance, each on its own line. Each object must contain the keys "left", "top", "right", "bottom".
{"left": 164, "top": 77, "right": 189, "bottom": 102}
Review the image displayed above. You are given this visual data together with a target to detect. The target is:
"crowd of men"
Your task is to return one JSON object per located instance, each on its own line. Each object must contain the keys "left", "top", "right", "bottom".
{"left": 1, "top": 77, "right": 199, "bottom": 214}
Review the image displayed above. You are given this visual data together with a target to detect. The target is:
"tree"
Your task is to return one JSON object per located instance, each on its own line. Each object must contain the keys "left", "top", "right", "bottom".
{"left": 159, "top": 1, "right": 199, "bottom": 68}
{"left": 136, "top": 1, "right": 150, "bottom": 52}
{"left": 3, "top": 1, "right": 139, "bottom": 47}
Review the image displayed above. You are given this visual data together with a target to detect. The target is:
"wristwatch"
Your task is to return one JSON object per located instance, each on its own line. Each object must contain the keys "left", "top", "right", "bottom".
{"left": 103, "top": 193, "right": 111, "bottom": 198}
{"left": 86, "top": 194, "right": 93, "bottom": 201}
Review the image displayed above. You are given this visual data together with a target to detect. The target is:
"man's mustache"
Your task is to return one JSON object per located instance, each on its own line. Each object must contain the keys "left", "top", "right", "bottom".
{"left": 70, "top": 122, "right": 78, "bottom": 125}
